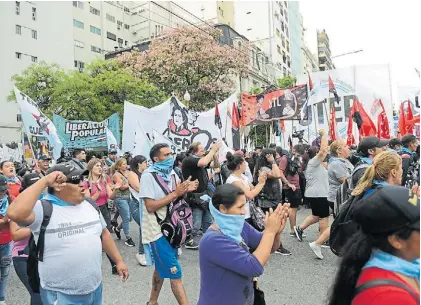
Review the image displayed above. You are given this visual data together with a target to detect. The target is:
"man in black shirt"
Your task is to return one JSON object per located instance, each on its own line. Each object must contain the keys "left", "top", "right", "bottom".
{"left": 182, "top": 141, "right": 222, "bottom": 249}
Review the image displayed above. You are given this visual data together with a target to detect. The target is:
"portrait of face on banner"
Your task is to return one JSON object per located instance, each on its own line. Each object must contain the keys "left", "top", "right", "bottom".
{"left": 241, "top": 84, "right": 308, "bottom": 126}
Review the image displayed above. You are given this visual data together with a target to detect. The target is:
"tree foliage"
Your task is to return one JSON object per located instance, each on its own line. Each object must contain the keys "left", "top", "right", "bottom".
{"left": 277, "top": 75, "right": 296, "bottom": 89}
{"left": 8, "top": 59, "right": 166, "bottom": 122}
{"left": 117, "top": 25, "right": 250, "bottom": 111}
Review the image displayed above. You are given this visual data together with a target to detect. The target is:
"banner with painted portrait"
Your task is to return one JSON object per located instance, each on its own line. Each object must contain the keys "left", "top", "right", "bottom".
{"left": 241, "top": 84, "right": 308, "bottom": 126}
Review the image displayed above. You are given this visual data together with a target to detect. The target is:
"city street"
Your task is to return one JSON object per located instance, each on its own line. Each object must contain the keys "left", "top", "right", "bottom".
{"left": 7, "top": 209, "right": 338, "bottom": 305}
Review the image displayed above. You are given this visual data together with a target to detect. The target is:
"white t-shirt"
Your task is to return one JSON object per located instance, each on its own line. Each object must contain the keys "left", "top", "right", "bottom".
{"left": 139, "top": 172, "right": 175, "bottom": 243}
{"left": 226, "top": 174, "right": 251, "bottom": 219}
{"left": 304, "top": 157, "right": 329, "bottom": 198}
{"left": 29, "top": 200, "right": 106, "bottom": 295}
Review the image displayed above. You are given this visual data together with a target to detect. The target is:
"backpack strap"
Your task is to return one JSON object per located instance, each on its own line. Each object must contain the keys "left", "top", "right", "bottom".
{"left": 354, "top": 279, "right": 420, "bottom": 302}
{"left": 84, "top": 197, "right": 101, "bottom": 214}
{"left": 38, "top": 200, "right": 53, "bottom": 262}
{"left": 151, "top": 173, "right": 173, "bottom": 223}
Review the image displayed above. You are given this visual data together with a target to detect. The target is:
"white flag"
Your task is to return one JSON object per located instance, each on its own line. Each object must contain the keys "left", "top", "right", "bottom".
{"left": 106, "top": 128, "right": 122, "bottom": 157}
{"left": 14, "top": 87, "right": 63, "bottom": 160}
{"left": 133, "top": 123, "right": 153, "bottom": 163}
{"left": 152, "top": 129, "right": 177, "bottom": 154}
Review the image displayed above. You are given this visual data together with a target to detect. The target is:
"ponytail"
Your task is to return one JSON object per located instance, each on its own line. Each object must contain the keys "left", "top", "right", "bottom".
{"left": 352, "top": 165, "right": 376, "bottom": 196}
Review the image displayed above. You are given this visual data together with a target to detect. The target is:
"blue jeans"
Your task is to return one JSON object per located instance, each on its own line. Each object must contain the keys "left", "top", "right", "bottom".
{"left": 0, "top": 242, "right": 11, "bottom": 302}
{"left": 40, "top": 283, "right": 102, "bottom": 305}
{"left": 13, "top": 257, "right": 42, "bottom": 305}
{"left": 192, "top": 208, "right": 213, "bottom": 238}
{"left": 130, "top": 198, "right": 144, "bottom": 254}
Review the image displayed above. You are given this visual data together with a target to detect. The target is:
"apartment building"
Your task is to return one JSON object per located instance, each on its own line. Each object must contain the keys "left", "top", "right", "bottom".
{"left": 317, "top": 29, "right": 335, "bottom": 71}
{"left": 287, "top": 1, "right": 303, "bottom": 76}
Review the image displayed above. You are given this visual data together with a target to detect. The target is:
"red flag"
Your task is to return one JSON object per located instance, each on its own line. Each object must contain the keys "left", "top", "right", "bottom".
{"left": 354, "top": 98, "right": 377, "bottom": 137}
{"left": 406, "top": 100, "right": 414, "bottom": 134}
{"left": 398, "top": 102, "right": 407, "bottom": 135}
{"left": 308, "top": 72, "right": 314, "bottom": 91}
{"left": 328, "top": 76, "right": 340, "bottom": 104}
{"left": 214, "top": 103, "right": 222, "bottom": 129}
{"left": 329, "top": 105, "right": 337, "bottom": 140}
{"left": 232, "top": 103, "right": 240, "bottom": 150}
{"left": 377, "top": 99, "right": 390, "bottom": 139}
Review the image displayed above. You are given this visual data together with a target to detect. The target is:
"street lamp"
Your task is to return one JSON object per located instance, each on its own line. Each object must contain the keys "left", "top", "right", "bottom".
{"left": 331, "top": 49, "right": 363, "bottom": 59}
{"left": 184, "top": 90, "right": 191, "bottom": 102}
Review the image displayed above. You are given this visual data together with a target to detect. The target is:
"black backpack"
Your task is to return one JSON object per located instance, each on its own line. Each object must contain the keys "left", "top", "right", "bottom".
{"left": 398, "top": 151, "right": 419, "bottom": 188}
{"left": 279, "top": 150, "right": 300, "bottom": 176}
{"left": 27, "top": 198, "right": 100, "bottom": 293}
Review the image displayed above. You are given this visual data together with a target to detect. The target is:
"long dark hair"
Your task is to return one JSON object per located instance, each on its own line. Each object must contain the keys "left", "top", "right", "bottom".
{"left": 130, "top": 155, "right": 147, "bottom": 180}
{"left": 328, "top": 228, "right": 413, "bottom": 305}
{"left": 226, "top": 152, "right": 244, "bottom": 171}
{"left": 171, "top": 101, "right": 189, "bottom": 131}
{"left": 302, "top": 146, "right": 318, "bottom": 172}
{"left": 253, "top": 148, "right": 275, "bottom": 181}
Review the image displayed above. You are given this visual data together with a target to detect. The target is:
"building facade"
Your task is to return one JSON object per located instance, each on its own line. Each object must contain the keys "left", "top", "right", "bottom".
{"left": 287, "top": 1, "right": 303, "bottom": 76}
{"left": 317, "top": 29, "right": 335, "bottom": 71}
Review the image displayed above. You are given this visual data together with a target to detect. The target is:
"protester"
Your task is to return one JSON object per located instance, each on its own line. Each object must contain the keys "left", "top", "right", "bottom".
{"left": 278, "top": 145, "right": 301, "bottom": 238}
{"left": 113, "top": 158, "right": 136, "bottom": 247}
{"left": 398, "top": 134, "right": 419, "bottom": 188}
{"left": 388, "top": 138, "right": 403, "bottom": 152}
{"left": 295, "top": 129, "right": 329, "bottom": 242}
{"left": 225, "top": 152, "right": 267, "bottom": 228}
{"left": 308, "top": 139, "right": 353, "bottom": 259}
{"left": 328, "top": 186, "right": 419, "bottom": 305}
{"left": 127, "top": 155, "right": 148, "bottom": 266}
{"left": 197, "top": 184, "right": 289, "bottom": 305}
{"left": 173, "top": 153, "right": 185, "bottom": 181}
{"left": 255, "top": 148, "right": 291, "bottom": 255}
{"left": 351, "top": 136, "right": 388, "bottom": 187}
{"left": 0, "top": 160, "right": 21, "bottom": 198}
{"left": 140, "top": 143, "right": 198, "bottom": 305}
{"left": 69, "top": 148, "right": 87, "bottom": 170}
{"left": 106, "top": 149, "right": 118, "bottom": 167}
{"left": 10, "top": 173, "right": 43, "bottom": 305}
{"left": 7, "top": 164, "right": 129, "bottom": 304}
{"left": 0, "top": 176, "right": 12, "bottom": 305}
{"left": 182, "top": 141, "right": 222, "bottom": 250}
{"left": 33, "top": 154, "right": 51, "bottom": 177}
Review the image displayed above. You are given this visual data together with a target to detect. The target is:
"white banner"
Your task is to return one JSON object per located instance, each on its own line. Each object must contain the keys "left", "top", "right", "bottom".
{"left": 132, "top": 123, "right": 153, "bottom": 163}
{"left": 14, "top": 87, "right": 63, "bottom": 160}
{"left": 123, "top": 95, "right": 235, "bottom": 154}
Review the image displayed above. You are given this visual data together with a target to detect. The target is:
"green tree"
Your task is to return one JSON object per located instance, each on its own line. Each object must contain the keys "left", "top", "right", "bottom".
{"left": 249, "top": 87, "right": 263, "bottom": 95}
{"left": 8, "top": 61, "right": 66, "bottom": 110}
{"left": 277, "top": 75, "right": 296, "bottom": 89}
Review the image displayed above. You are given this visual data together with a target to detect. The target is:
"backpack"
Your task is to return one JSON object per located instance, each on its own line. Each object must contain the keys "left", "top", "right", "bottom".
{"left": 353, "top": 279, "right": 420, "bottom": 303}
{"left": 27, "top": 198, "right": 100, "bottom": 293}
{"left": 398, "top": 151, "right": 419, "bottom": 188}
{"left": 151, "top": 173, "right": 193, "bottom": 249}
{"left": 220, "top": 163, "right": 231, "bottom": 184}
{"left": 279, "top": 150, "right": 300, "bottom": 176}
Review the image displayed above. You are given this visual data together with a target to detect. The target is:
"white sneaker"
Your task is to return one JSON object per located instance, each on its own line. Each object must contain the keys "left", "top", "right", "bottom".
{"left": 309, "top": 241, "right": 324, "bottom": 259}
{"left": 178, "top": 248, "right": 182, "bottom": 256}
{"left": 136, "top": 253, "right": 147, "bottom": 266}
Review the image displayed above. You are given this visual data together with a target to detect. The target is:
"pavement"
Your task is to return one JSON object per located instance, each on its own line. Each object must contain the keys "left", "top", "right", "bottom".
{"left": 7, "top": 208, "right": 339, "bottom": 305}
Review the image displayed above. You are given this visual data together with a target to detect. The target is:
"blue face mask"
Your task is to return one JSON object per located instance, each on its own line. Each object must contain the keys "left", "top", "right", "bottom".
{"left": 364, "top": 249, "right": 420, "bottom": 281}
{"left": 152, "top": 157, "right": 174, "bottom": 182}
{"left": 209, "top": 198, "right": 245, "bottom": 244}
{"left": 0, "top": 194, "right": 9, "bottom": 216}
{"left": 43, "top": 194, "right": 73, "bottom": 207}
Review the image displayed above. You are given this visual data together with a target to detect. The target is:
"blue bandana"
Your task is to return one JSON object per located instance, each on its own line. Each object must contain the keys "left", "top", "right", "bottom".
{"left": 363, "top": 181, "right": 390, "bottom": 198}
{"left": 151, "top": 157, "right": 174, "bottom": 183}
{"left": 400, "top": 147, "right": 415, "bottom": 156}
{"left": 364, "top": 249, "right": 420, "bottom": 281}
{"left": 43, "top": 194, "right": 73, "bottom": 207}
{"left": 0, "top": 194, "right": 9, "bottom": 216}
{"left": 360, "top": 157, "right": 373, "bottom": 165}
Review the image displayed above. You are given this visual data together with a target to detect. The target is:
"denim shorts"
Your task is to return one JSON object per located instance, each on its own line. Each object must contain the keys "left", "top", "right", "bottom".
{"left": 40, "top": 283, "right": 102, "bottom": 305}
{"left": 150, "top": 236, "right": 182, "bottom": 279}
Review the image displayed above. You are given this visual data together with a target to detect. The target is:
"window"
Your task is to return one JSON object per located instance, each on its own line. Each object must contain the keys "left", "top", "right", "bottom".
{"left": 74, "top": 1, "right": 84, "bottom": 9}
{"left": 31, "top": 30, "right": 37, "bottom": 39}
{"left": 118, "top": 38, "right": 123, "bottom": 47}
{"left": 90, "top": 25, "right": 101, "bottom": 35}
{"left": 124, "top": 24, "right": 130, "bottom": 30}
{"left": 16, "top": 114, "right": 22, "bottom": 122}
{"left": 91, "top": 46, "right": 102, "bottom": 53}
{"left": 90, "top": 6, "right": 100, "bottom": 16}
{"left": 117, "top": 20, "right": 123, "bottom": 28}
{"left": 74, "top": 40, "right": 84, "bottom": 48}
{"left": 73, "top": 19, "right": 84, "bottom": 29}
{"left": 32, "top": 7, "right": 36, "bottom": 20}
{"left": 15, "top": 52, "right": 22, "bottom": 59}
{"left": 73, "top": 1, "right": 77, "bottom": 7}
{"left": 16, "top": 1, "right": 20, "bottom": 15}
{"left": 277, "top": 45, "right": 281, "bottom": 54}
{"left": 155, "top": 24, "right": 164, "bottom": 36}
{"left": 276, "top": 28, "right": 280, "bottom": 37}
{"left": 286, "top": 27, "right": 289, "bottom": 37}
{"left": 107, "top": 31, "right": 116, "bottom": 41}
{"left": 283, "top": 67, "right": 287, "bottom": 76}
{"left": 74, "top": 60, "right": 85, "bottom": 71}
{"left": 31, "top": 56, "right": 37, "bottom": 63}
{"left": 124, "top": 40, "right": 128, "bottom": 46}
{"left": 106, "top": 14, "right": 115, "bottom": 23}
{"left": 124, "top": 6, "right": 129, "bottom": 13}
{"left": 280, "top": 8, "right": 283, "bottom": 16}
{"left": 15, "top": 25, "right": 21, "bottom": 35}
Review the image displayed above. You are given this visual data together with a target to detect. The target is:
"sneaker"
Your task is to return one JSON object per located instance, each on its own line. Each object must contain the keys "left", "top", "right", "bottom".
{"left": 125, "top": 238, "right": 135, "bottom": 247}
{"left": 185, "top": 239, "right": 199, "bottom": 250}
{"left": 275, "top": 245, "right": 292, "bottom": 256}
{"left": 136, "top": 253, "right": 147, "bottom": 266}
{"left": 111, "top": 264, "right": 118, "bottom": 275}
{"left": 113, "top": 226, "right": 121, "bottom": 240}
{"left": 177, "top": 248, "right": 183, "bottom": 256}
{"left": 289, "top": 231, "right": 296, "bottom": 237}
{"left": 309, "top": 241, "right": 324, "bottom": 259}
{"left": 294, "top": 226, "right": 303, "bottom": 242}
{"left": 321, "top": 240, "right": 330, "bottom": 249}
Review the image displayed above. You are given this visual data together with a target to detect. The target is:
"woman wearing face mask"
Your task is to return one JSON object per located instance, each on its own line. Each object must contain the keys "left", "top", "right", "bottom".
{"left": 197, "top": 184, "right": 289, "bottom": 305}
{"left": 328, "top": 186, "right": 420, "bottom": 305}
{"left": 0, "top": 161, "right": 21, "bottom": 198}
{"left": 112, "top": 158, "right": 136, "bottom": 247}
{"left": 127, "top": 155, "right": 148, "bottom": 266}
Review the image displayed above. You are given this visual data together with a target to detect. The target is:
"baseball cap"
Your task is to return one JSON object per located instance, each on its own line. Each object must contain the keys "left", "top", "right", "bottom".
{"left": 357, "top": 136, "right": 389, "bottom": 156}
{"left": 389, "top": 138, "right": 402, "bottom": 148}
{"left": 38, "top": 155, "right": 51, "bottom": 161}
{"left": 108, "top": 149, "right": 118, "bottom": 155}
{"left": 46, "top": 163, "right": 88, "bottom": 184}
{"left": 0, "top": 176, "right": 7, "bottom": 193}
{"left": 20, "top": 173, "right": 42, "bottom": 192}
{"left": 353, "top": 186, "right": 420, "bottom": 235}
{"left": 401, "top": 134, "right": 418, "bottom": 147}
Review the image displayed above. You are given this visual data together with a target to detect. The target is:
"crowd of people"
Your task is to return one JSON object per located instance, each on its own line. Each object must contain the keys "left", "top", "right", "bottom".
{"left": 0, "top": 130, "right": 419, "bottom": 305}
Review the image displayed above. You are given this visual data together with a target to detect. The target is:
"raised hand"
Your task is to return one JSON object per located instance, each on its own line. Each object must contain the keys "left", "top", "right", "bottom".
{"left": 258, "top": 172, "right": 267, "bottom": 184}
{"left": 44, "top": 171, "right": 67, "bottom": 189}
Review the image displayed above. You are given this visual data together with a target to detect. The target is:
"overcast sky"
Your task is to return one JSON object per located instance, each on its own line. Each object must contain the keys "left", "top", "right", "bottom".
{"left": 300, "top": 0, "right": 420, "bottom": 87}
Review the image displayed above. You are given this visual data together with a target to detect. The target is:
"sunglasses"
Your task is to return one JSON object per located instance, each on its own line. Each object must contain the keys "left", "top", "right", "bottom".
{"left": 67, "top": 175, "right": 85, "bottom": 185}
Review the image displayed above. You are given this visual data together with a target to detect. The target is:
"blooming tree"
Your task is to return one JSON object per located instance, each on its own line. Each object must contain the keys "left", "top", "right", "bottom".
{"left": 117, "top": 25, "right": 249, "bottom": 111}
